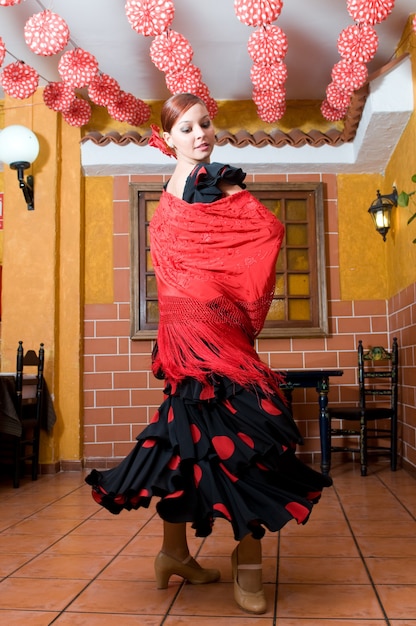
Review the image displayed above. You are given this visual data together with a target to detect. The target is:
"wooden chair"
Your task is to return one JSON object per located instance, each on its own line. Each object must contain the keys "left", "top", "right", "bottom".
{"left": 328, "top": 337, "right": 398, "bottom": 476}
{"left": 12, "top": 341, "right": 45, "bottom": 488}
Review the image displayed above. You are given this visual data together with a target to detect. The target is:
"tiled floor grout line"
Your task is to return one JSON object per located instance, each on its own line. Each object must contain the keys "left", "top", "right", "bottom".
{"left": 333, "top": 479, "right": 391, "bottom": 626}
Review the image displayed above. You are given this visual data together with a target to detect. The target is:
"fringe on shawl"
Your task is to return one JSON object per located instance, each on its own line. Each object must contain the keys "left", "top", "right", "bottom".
{"left": 152, "top": 295, "right": 285, "bottom": 398}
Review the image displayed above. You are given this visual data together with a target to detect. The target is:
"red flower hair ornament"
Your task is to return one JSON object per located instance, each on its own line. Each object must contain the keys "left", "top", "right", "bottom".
{"left": 148, "top": 124, "right": 177, "bottom": 158}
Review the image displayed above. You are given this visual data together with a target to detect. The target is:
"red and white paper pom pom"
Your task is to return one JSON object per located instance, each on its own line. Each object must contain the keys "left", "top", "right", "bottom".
{"left": 331, "top": 59, "right": 368, "bottom": 94}
{"left": 126, "top": 98, "right": 151, "bottom": 126}
{"left": 106, "top": 90, "right": 143, "bottom": 123}
{"left": 193, "top": 83, "right": 218, "bottom": 118}
{"left": 0, "top": 37, "right": 5, "bottom": 67}
{"left": 257, "top": 101, "right": 286, "bottom": 123}
{"left": 250, "top": 61, "right": 287, "bottom": 88}
{"left": 24, "top": 10, "right": 70, "bottom": 56}
{"left": 58, "top": 48, "right": 99, "bottom": 88}
{"left": 88, "top": 73, "right": 120, "bottom": 106}
{"left": 252, "top": 85, "right": 285, "bottom": 107}
{"left": 234, "top": 0, "right": 283, "bottom": 27}
{"left": 0, "top": 0, "right": 22, "bottom": 5}
{"left": 43, "top": 81, "right": 75, "bottom": 112}
{"left": 125, "top": 0, "right": 174, "bottom": 36}
{"left": 150, "top": 30, "right": 193, "bottom": 72}
{"left": 346, "top": 0, "right": 395, "bottom": 25}
{"left": 321, "top": 99, "right": 348, "bottom": 121}
{"left": 326, "top": 82, "right": 351, "bottom": 110}
{"left": 337, "top": 23, "right": 378, "bottom": 63}
{"left": 62, "top": 97, "right": 92, "bottom": 127}
{"left": 165, "top": 64, "right": 202, "bottom": 94}
{"left": 0, "top": 61, "right": 39, "bottom": 99}
{"left": 248, "top": 24, "right": 288, "bottom": 63}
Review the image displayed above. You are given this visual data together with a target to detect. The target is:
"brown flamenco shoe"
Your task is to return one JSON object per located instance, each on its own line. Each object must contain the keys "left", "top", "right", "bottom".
{"left": 154, "top": 551, "right": 221, "bottom": 589}
{"left": 231, "top": 547, "right": 267, "bottom": 615}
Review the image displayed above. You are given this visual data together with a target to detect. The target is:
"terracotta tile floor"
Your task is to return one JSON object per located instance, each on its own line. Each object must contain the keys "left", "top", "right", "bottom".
{"left": 1, "top": 461, "right": 416, "bottom": 625}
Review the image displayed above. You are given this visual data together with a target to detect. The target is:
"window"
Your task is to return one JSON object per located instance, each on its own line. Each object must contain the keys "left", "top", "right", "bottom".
{"left": 130, "top": 182, "right": 328, "bottom": 339}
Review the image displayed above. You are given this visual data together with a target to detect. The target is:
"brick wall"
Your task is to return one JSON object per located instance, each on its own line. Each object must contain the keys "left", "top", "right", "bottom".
{"left": 83, "top": 173, "right": 416, "bottom": 470}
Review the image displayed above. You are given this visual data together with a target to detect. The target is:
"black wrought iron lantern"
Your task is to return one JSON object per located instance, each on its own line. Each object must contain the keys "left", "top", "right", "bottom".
{"left": 368, "top": 188, "right": 398, "bottom": 242}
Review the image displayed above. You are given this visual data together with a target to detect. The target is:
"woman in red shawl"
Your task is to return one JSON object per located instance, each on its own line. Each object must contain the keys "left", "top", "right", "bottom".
{"left": 86, "top": 93, "right": 332, "bottom": 615}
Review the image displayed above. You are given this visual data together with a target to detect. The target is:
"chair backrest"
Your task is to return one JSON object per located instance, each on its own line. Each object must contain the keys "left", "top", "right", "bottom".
{"left": 15, "top": 341, "right": 45, "bottom": 418}
{"left": 358, "top": 337, "right": 398, "bottom": 413}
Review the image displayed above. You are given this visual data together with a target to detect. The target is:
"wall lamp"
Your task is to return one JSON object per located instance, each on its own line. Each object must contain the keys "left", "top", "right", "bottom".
{"left": 367, "top": 187, "right": 398, "bottom": 242}
{"left": 0, "top": 125, "right": 40, "bottom": 211}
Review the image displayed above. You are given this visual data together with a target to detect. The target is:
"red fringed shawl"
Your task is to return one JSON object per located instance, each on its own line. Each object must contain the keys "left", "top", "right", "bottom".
{"left": 150, "top": 189, "right": 285, "bottom": 395}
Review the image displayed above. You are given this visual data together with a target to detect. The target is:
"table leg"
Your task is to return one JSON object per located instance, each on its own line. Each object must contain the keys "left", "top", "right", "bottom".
{"left": 317, "top": 376, "right": 330, "bottom": 475}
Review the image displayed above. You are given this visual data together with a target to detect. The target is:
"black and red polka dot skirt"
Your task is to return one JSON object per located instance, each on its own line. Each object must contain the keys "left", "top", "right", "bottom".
{"left": 85, "top": 376, "right": 332, "bottom": 540}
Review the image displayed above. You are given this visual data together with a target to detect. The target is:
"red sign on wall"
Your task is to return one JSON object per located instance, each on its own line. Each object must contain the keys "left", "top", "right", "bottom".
{"left": 0, "top": 193, "right": 3, "bottom": 230}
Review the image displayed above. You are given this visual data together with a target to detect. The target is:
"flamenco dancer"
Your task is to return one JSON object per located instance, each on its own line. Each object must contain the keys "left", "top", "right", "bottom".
{"left": 86, "top": 93, "right": 332, "bottom": 615}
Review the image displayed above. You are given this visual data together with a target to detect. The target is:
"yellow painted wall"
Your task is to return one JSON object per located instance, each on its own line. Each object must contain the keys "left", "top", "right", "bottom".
{"left": 84, "top": 177, "right": 114, "bottom": 304}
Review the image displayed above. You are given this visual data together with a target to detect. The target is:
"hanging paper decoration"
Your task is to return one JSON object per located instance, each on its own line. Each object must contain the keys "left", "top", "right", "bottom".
{"left": 320, "top": 100, "right": 348, "bottom": 122}
{"left": 125, "top": 0, "right": 174, "bottom": 36}
{"left": 0, "top": 61, "right": 39, "bottom": 99}
{"left": 194, "top": 83, "right": 218, "bottom": 118}
{"left": 337, "top": 23, "right": 378, "bottom": 63}
{"left": 43, "top": 82, "right": 75, "bottom": 112}
{"left": 150, "top": 30, "right": 193, "bottom": 72}
{"left": 0, "top": 0, "right": 22, "bottom": 5}
{"left": 250, "top": 61, "right": 287, "bottom": 88}
{"left": 326, "top": 82, "right": 351, "bottom": 110}
{"left": 24, "top": 10, "right": 70, "bottom": 56}
{"left": 346, "top": 0, "right": 395, "bottom": 25}
{"left": 252, "top": 85, "right": 285, "bottom": 108}
{"left": 235, "top": 0, "right": 288, "bottom": 122}
{"left": 234, "top": 0, "right": 283, "bottom": 27}
{"left": 165, "top": 64, "right": 202, "bottom": 93}
{"left": 247, "top": 24, "right": 288, "bottom": 63}
{"left": 62, "top": 97, "right": 92, "bottom": 127}
{"left": 0, "top": 37, "right": 5, "bottom": 67}
{"left": 58, "top": 48, "right": 99, "bottom": 88}
{"left": 331, "top": 59, "right": 368, "bottom": 94}
{"left": 88, "top": 73, "right": 121, "bottom": 106}
{"left": 107, "top": 90, "right": 150, "bottom": 126}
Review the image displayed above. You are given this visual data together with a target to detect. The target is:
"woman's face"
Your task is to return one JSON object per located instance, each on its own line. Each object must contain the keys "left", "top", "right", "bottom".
{"left": 164, "top": 103, "right": 215, "bottom": 164}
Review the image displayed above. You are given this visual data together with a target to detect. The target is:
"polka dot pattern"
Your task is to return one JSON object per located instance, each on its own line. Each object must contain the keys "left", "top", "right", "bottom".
{"left": 125, "top": 0, "right": 174, "bottom": 37}
{"left": 337, "top": 23, "right": 378, "bottom": 63}
{"left": 165, "top": 64, "right": 202, "bottom": 93}
{"left": 150, "top": 30, "right": 193, "bottom": 72}
{"left": 0, "top": 0, "right": 22, "bottom": 5}
{"left": 88, "top": 73, "right": 120, "bottom": 107}
{"left": 107, "top": 91, "right": 151, "bottom": 126}
{"left": 250, "top": 61, "right": 287, "bottom": 88}
{"left": 58, "top": 48, "right": 99, "bottom": 88}
{"left": 346, "top": 0, "right": 395, "bottom": 25}
{"left": 234, "top": 0, "right": 283, "bottom": 27}
{"left": 0, "top": 37, "right": 5, "bottom": 66}
{"left": 331, "top": 59, "right": 368, "bottom": 94}
{"left": 62, "top": 97, "right": 92, "bottom": 127}
{"left": 43, "top": 81, "right": 75, "bottom": 112}
{"left": 320, "top": 99, "right": 348, "bottom": 121}
{"left": 24, "top": 10, "right": 70, "bottom": 56}
{"left": 0, "top": 61, "right": 39, "bottom": 99}
{"left": 247, "top": 24, "right": 288, "bottom": 63}
{"left": 326, "top": 82, "right": 351, "bottom": 110}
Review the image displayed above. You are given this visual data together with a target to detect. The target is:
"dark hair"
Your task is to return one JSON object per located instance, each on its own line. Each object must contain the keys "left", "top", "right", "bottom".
{"left": 161, "top": 93, "right": 207, "bottom": 133}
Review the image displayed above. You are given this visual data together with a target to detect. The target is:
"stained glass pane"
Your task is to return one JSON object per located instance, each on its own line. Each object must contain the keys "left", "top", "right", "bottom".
{"left": 146, "top": 250, "right": 153, "bottom": 271}
{"left": 267, "top": 298, "right": 285, "bottom": 320}
{"left": 275, "top": 275, "right": 285, "bottom": 295}
{"left": 288, "top": 274, "right": 309, "bottom": 295}
{"left": 287, "top": 248, "right": 309, "bottom": 271}
{"left": 286, "top": 224, "right": 308, "bottom": 246}
{"left": 146, "top": 300, "right": 159, "bottom": 323}
{"left": 286, "top": 200, "right": 307, "bottom": 221}
{"left": 288, "top": 299, "right": 311, "bottom": 321}
{"left": 146, "top": 275, "right": 157, "bottom": 298}
{"left": 145, "top": 200, "right": 159, "bottom": 221}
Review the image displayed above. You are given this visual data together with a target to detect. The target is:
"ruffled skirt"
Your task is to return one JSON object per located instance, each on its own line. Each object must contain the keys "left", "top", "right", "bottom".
{"left": 85, "top": 376, "right": 332, "bottom": 541}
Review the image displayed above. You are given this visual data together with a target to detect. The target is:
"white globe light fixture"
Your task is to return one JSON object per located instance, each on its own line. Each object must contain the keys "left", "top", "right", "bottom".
{"left": 0, "top": 125, "right": 40, "bottom": 210}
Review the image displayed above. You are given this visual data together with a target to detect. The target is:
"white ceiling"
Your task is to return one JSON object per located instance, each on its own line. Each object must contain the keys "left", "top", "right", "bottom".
{"left": 1, "top": 0, "right": 414, "bottom": 100}
{"left": 0, "top": 0, "right": 415, "bottom": 173}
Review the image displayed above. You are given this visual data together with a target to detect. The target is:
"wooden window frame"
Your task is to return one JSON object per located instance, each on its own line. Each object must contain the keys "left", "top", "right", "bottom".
{"left": 130, "top": 181, "right": 328, "bottom": 340}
